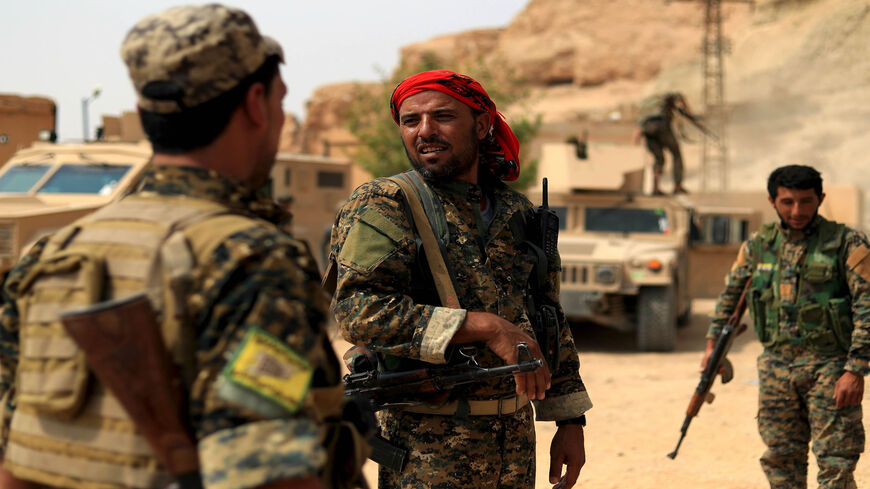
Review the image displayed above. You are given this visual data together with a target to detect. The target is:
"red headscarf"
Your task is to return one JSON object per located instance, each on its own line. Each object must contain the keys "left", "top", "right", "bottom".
{"left": 390, "top": 70, "right": 520, "bottom": 182}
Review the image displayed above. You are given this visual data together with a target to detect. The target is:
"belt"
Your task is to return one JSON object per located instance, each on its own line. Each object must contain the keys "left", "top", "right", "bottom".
{"left": 403, "top": 394, "right": 529, "bottom": 416}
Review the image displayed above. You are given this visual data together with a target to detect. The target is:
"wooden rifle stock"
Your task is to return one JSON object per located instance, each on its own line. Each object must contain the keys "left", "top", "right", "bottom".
{"left": 668, "top": 278, "right": 751, "bottom": 459}
{"left": 61, "top": 293, "right": 202, "bottom": 489}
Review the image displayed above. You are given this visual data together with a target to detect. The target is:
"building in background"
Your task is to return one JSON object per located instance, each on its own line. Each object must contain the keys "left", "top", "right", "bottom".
{"left": 0, "top": 94, "right": 56, "bottom": 166}
{"left": 271, "top": 152, "right": 371, "bottom": 269}
{"left": 99, "top": 111, "right": 146, "bottom": 142}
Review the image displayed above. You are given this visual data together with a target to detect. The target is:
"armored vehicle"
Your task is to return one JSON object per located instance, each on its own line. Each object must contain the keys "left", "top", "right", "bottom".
{"left": 531, "top": 142, "right": 760, "bottom": 351}
{"left": 0, "top": 142, "right": 151, "bottom": 274}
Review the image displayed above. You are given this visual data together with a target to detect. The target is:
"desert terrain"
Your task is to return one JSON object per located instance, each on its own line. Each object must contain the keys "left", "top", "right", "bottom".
{"left": 336, "top": 299, "right": 870, "bottom": 488}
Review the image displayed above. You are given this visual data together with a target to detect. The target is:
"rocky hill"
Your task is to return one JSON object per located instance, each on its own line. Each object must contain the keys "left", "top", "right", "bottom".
{"left": 288, "top": 0, "right": 870, "bottom": 223}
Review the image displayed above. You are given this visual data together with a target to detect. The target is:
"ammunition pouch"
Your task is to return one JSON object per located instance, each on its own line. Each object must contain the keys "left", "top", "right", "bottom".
{"left": 798, "top": 298, "right": 853, "bottom": 355}
{"left": 15, "top": 250, "right": 105, "bottom": 419}
{"left": 748, "top": 287, "right": 778, "bottom": 348}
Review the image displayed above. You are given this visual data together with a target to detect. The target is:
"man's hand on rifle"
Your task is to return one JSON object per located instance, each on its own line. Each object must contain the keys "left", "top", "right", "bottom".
{"left": 452, "top": 311, "right": 551, "bottom": 400}
{"left": 700, "top": 338, "right": 724, "bottom": 374}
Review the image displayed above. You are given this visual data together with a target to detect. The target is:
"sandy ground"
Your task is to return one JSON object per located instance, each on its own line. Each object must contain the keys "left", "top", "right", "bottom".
{"left": 333, "top": 299, "right": 870, "bottom": 488}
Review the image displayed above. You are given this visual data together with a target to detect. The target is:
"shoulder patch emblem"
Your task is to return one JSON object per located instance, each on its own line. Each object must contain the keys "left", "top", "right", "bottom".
{"left": 847, "top": 244, "right": 870, "bottom": 284}
{"left": 338, "top": 210, "right": 402, "bottom": 271}
{"left": 757, "top": 263, "right": 774, "bottom": 272}
{"left": 222, "top": 328, "right": 313, "bottom": 415}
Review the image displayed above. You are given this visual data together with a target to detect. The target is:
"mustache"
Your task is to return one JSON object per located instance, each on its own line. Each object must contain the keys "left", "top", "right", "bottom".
{"left": 415, "top": 136, "right": 450, "bottom": 149}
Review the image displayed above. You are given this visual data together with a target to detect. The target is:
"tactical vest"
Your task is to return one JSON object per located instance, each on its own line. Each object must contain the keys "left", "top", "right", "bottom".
{"left": 747, "top": 220, "right": 854, "bottom": 355}
{"left": 3, "top": 194, "right": 355, "bottom": 489}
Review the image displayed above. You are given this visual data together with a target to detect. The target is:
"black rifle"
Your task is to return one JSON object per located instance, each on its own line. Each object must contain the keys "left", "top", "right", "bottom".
{"left": 345, "top": 343, "right": 543, "bottom": 472}
{"left": 526, "top": 178, "right": 562, "bottom": 371}
{"left": 668, "top": 279, "right": 750, "bottom": 459}
{"left": 345, "top": 343, "right": 543, "bottom": 411}
{"left": 676, "top": 108, "right": 719, "bottom": 141}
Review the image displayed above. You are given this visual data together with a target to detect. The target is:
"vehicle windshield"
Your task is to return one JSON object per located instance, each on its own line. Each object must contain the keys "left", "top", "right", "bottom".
{"left": 585, "top": 207, "right": 669, "bottom": 234}
{"left": 36, "top": 163, "right": 132, "bottom": 195}
{"left": 0, "top": 164, "right": 52, "bottom": 193}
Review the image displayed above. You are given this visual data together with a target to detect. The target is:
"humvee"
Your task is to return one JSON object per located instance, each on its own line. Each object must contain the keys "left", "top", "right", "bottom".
{"left": 0, "top": 142, "right": 151, "bottom": 274}
{"left": 530, "top": 142, "right": 760, "bottom": 351}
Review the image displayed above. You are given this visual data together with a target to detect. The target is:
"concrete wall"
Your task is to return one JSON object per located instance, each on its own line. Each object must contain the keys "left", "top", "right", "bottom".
{"left": 101, "top": 111, "right": 145, "bottom": 143}
{"left": 0, "top": 94, "right": 56, "bottom": 166}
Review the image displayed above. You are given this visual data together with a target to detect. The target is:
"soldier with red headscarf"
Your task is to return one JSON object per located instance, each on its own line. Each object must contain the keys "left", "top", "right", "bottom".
{"left": 327, "top": 70, "right": 591, "bottom": 489}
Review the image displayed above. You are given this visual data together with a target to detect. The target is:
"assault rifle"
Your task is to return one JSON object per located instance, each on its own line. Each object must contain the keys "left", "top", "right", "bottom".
{"left": 677, "top": 108, "right": 719, "bottom": 141}
{"left": 344, "top": 343, "right": 543, "bottom": 412}
{"left": 667, "top": 278, "right": 751, "bottom": 459}
{"left": 344, "top": 343, "right": 544, "bottom": 471}
{"left": 61, "top": 293, "right": 202, "bottom": 489}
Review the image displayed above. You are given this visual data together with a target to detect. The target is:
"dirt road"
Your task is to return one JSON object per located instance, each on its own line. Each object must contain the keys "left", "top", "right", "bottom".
{"left": 338, "top": 299, "right": 870, "bottom": 488}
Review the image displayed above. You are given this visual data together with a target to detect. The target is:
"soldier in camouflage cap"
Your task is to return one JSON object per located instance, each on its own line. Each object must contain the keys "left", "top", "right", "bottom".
{"left": 329, "top": 70, "right": 591, "bottom": 489}
{"left": 0, "top": 4, "right": 365, "bottom": 489}
{"left": 121, "top": 3, "right": 283, "bottom": 114}
{"left": 704, "top": 165, "right": 870, "bottom": 489}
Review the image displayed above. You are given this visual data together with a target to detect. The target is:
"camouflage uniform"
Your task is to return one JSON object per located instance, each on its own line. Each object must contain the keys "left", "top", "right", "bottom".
{"left": 331, "top": 175, "right": 592, "bottom": 489}
{"left": 709, "top": 215, "right": 870, "bottom": 489}
{"left": 0, "top": 166, "right": 344, "bottom": 489}
{"left": 0, "top": 4, "right": 358, "bottom": 486}
{"left": 637, "top": 93, "right": 683, "bottom": 187}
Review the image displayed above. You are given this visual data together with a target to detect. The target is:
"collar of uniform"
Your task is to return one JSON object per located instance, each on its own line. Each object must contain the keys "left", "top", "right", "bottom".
{"left": 138, "top": 165, "right": 289, "bottom": 224}
{"left": 422, "top": 174, "right": 502, "bottom": 204}
{"left": 775, "top": 214, "right": 825, "bottom": 241}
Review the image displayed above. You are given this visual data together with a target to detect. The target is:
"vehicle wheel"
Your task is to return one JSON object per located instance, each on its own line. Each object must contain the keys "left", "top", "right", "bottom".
{"left": 637, "top": 286, "right": 676, "bottom": 351}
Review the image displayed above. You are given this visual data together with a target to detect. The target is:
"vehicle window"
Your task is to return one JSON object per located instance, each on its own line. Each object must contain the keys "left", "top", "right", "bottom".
{"left": 694, "top": 215, "right": 750, "bottom": 244}
{"left": 36, "top": 163, "right": 132, "bottom": 195}
{"left": 317, "top": 171, "right": 344, "bottom": 188}
{"left": 585, "top": 207, "right": 669, "bottom": 234}
{"left": 552, "top": 206, "right": 568, "bottom": 230}
{"left": 0, "top": 164, "right": 52, "bottom": 193}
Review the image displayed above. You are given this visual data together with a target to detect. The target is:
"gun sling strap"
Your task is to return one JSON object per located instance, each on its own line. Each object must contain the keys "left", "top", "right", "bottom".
{"left": 386, "top": 171, "right": 460, "bottom": 310}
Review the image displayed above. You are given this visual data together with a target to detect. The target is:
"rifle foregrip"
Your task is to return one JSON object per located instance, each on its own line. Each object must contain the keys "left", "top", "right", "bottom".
{"left": 686, "top": 392, "right": 705, "bottom": 416}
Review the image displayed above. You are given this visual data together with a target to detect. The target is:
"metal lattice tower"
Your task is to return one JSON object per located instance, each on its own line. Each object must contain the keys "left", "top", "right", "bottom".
{"left": 672, "top": 0, "right": 752, "bottom": 191}
{"left": 701, "top": 0, "right": 727, "bottom": 191}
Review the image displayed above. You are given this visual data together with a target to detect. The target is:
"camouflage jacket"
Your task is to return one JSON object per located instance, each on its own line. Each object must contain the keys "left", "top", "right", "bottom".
{"left": 330, "top": 174, "right": 591, "bottom": 421}
{"left": 0, "top": 165, "right": 336, "bottom": 487}
{"left": 708, "top": 215, "right": 870, "bottom": 375}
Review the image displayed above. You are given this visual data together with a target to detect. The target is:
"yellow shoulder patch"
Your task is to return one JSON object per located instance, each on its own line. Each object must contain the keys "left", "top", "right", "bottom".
{"left": 222, "top": 328, "right": 313, "bottom": 415}
{"left": 847, "top": 244, "right": 870, "bottom": 283}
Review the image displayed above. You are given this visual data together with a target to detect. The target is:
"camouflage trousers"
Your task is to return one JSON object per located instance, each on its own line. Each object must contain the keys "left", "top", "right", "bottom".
{"left": 377, "top": 404, "right": 535, "bottom": 489}
{"left": 757, "top": 348, "right": 864, "bottom": 489}
{"left": 641, "top": 117, "right": 683, "bottom": 187}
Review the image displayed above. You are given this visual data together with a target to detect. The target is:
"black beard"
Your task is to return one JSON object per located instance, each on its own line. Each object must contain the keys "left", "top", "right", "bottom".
{"left": 777, "top": 209, "right": 818, "bottom": 230}
{"left": 407, "top": 153, "right": 470, "bottom": 180}
{"left": 403, "top": 134, "right": 478, "bottom": 181}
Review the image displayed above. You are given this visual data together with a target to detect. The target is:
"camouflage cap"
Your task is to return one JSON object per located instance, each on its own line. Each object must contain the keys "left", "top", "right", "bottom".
{"left": 121, "top": 4, "right": 283, "bottom": 114}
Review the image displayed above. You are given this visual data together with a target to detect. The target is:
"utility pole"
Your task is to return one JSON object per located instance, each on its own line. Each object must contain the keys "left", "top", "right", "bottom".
{"left": 671, "top": 0, "right": 752, "bottom": 191}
